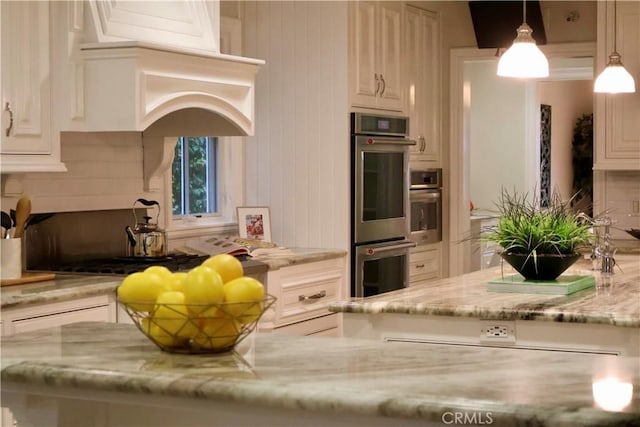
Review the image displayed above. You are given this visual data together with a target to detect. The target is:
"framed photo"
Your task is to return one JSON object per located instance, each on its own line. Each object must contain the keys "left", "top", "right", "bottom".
{"left": 236, "top": 207, "right": 272, "bottom": 242}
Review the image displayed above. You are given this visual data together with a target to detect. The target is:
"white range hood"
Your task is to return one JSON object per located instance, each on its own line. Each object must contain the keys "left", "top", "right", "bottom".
{"left": 80, "top": 41, "right": 263, "bottom": 136}
{"left": 74, "top": 1, "right": 264, "bottom": 137}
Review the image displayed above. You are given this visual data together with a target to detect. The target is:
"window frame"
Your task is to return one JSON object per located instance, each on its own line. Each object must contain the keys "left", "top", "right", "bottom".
{"left": 163, "top": 136, "right": 245, "bottom": 239}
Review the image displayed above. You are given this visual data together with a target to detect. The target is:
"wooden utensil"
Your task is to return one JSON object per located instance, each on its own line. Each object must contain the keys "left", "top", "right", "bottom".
{"left": 13, "top": 195, "right": 31, "bottom": 238}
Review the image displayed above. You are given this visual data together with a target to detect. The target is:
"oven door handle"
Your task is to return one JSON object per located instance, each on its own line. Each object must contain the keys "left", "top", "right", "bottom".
{"left": 365, "top": 241, "right": 417, "bottom": 254}
{"left": 366, "top": 137, "right": 417, "bottom": 146}
{"left": 410, "top": 191, "right": 441, "bottom": 199}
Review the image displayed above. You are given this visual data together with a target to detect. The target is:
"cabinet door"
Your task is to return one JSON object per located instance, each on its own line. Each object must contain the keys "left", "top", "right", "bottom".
{"left": 376, "top": 2, "right": 402, "bottom": 111}
{"left": 349, "top": 1, "right": 403, "bottom": 112}
{"left": 0, "top": 1, "right": 52, "bottom": 155}
{"left": 350, "top": 1, "right": 379, "bottom": 106}
{"left": 405, "top": 5, "right": 439, "bottom": 164}
{"left": 594, "top": 0, "right": 640, "bottom": 170}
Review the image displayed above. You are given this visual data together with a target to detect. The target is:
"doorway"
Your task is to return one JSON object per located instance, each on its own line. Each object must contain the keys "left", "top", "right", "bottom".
{"left": 448, "top": 43, "right": 596, "bottom": 277}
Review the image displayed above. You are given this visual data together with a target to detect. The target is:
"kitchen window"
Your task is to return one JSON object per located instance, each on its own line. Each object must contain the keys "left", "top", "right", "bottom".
{"left": 167, "top": 135, "right": 244, "bottom": 235}
{"left": 172, "top": 136, "right": 218, "bottom": 216}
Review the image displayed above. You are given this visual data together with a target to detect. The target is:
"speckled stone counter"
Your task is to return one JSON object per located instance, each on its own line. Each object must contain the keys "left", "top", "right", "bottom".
{"left": 330, "top": 255, "right": 640, "bottom": 328}
{"left": 1, "top": 322, "right": 639, "bottom": 427}
{"left": 0, "top": 275, "right": 122, "bottom": 310}
{"left": 249, "top": 247, "right": 347, "bottom": 270}
{"left": 1, "top": 249, "right": 343, "bottom": 310}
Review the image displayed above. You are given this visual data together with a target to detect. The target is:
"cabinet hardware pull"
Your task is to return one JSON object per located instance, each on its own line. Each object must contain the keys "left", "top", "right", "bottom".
{"left": 298, "top": 290, "right": 326, "bottom": 301}
{"left": 416, "top": 264, "right": 425, "bottom": 268}
{"left": 420, "top": 136, "right": 426, "bottom": 152}
{"left": 374, "top": 73, "right": 381, "bottom": 95}
{"left": 379, "top": 74, "right": 386, "bottom": 96}
{"left": 4, "top": 102, "right": 14, "bottom": 137}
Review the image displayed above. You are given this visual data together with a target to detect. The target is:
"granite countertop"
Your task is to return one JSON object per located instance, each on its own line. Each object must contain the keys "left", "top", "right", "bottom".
{"left": 1, "top": 248, "right": 345, "bottom": 310}
{"left": 330, "top": 255, "right": 640, "bottom": 328}
{"left": 0, "top": 275, "right": 122, "bottom": 310}
{"left": 1, "top": 321, "right": 638, "bottom": 426}
{"left": 249, "top": 247, "right": 346, "bottom": 270}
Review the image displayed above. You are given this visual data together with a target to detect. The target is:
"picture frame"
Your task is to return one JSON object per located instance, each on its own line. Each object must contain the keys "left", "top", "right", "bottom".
{"left": 236, "top": 207, "right": 272, "bottom": 242}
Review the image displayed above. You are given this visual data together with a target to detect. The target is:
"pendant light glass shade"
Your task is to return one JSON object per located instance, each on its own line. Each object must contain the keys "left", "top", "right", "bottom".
{"left": 594, "top": 52, "right": 636, "bottom": 93}
{"left": 594, "top": 0, "right": 636, "bottom": 94}
{"left": 497, "top": 23, "right": 549, "bottom": 78}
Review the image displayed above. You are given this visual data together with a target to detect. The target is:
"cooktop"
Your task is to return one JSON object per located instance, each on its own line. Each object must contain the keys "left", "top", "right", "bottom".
{"left": 41, "top": 254, "right": 219, "bottom": 276}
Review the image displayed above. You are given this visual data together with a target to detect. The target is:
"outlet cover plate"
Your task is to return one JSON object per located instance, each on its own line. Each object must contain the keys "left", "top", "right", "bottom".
{"left": 479, "top": 320, "right": 516, "bottom": 344}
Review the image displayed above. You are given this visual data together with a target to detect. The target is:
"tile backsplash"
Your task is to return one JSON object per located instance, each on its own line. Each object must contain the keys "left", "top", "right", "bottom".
{"left": 1, "top": 132, "right": 161, "bottom": 214}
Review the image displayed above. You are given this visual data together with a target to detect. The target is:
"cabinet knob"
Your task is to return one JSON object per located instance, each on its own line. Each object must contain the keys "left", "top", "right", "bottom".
{"left": 298, "top": 290, "right": 327, "bottom": 302}
{"left": 4, "top": 102, "right": 14, "bottom": 137}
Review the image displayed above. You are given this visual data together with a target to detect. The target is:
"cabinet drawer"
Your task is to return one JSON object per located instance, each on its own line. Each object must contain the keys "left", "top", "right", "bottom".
{"left": 409, "top": 246, "right": 440, "bottom": 280}
{"left": 273, "top": 313, "right": 339, "bottom": 336}
{"left": 278, "top": 274, "right": 339, "bottom": 326}
{"left": 10, "top": 305, "right": 112, "bottom": 335}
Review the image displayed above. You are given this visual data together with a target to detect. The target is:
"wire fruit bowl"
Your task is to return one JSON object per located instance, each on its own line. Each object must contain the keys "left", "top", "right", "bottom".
{"left": 119, "top": 294, "right": 276, "bottom": 354}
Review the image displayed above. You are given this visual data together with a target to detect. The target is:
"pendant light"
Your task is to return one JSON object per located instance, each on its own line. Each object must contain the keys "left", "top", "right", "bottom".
{"left": 497, "top": 0, "right": 549, "bottom": 78}
{"left": 594, "top": 0, "right": 636, "bottom": 93}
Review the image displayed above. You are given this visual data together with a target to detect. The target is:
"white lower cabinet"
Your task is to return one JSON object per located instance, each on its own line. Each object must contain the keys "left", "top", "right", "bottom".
{"left": 469, "top": 216, "right": 500, "bottom": 272}
{"left": 1, "top": 294, "right": 116, "bottom": 427}
{"left": 0, "top": 295, "right": 117, "bottom": 338}
{"left": 409, "top": 244, "right": 441, "bottom": 286}
{"left": 267, "top": 257, "right": 346, "bottom": 336}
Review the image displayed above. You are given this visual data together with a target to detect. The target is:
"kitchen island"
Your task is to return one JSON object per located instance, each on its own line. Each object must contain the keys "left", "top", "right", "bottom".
{"left": 1, "top": 321, "right": 639, "bottom": 427}
{"left": 330, "top": 255, "right": 640, "bottom": 355}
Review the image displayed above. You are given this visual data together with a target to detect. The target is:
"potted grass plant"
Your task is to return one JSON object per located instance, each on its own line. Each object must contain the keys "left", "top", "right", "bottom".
{"left": 483, "top": 188, "right": 593, "bottom": 280}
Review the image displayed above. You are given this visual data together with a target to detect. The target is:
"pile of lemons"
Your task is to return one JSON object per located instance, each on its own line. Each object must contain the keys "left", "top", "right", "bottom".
{"left": 117, "top": 254, "right": 265, "bottom": 351}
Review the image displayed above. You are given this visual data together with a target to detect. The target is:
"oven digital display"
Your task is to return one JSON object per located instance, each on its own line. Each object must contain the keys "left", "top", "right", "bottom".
{"left": 377, "top": 119, "right": 390, "bottom": 130}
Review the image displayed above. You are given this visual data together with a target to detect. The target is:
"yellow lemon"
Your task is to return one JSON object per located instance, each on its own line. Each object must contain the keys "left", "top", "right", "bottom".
{"left": 151, "top": 291, "right": 198, "bottom": 339}
{"left": 192, "top": 317, "right": 241, "bottom": 350}
{"left": 223, "top": 277, "right": 265, "bottom": 324}
{"left": 168, "top": 272, "right": 188, "bottom": 292}
{"left": 183, "top": 266, "right": 224, "bottom": 317}
{"left": 117, "top": 271, "right": 171, "bottom": 312}
{"left": 144, "top": 265, "right": 172, "bottom": 280}
{"left": 201, "top": 254, "right": 244, "bottom": 283}
{"left": 141, "top": 316, "right": 184, "bottom": 347}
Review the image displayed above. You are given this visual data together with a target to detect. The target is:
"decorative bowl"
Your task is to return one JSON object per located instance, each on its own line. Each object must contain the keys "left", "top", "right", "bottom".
{"left": 500, "top": 252, "right": 581, "bottom": 281}
{"left": 118, "top": 294, "right": 276, "bottom": 354}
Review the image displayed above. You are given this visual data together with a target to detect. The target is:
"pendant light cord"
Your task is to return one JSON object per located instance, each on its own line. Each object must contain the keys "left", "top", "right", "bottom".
{"left": 613, "top": 0, "right": 618, "bottom": 52}
{"left": 523, "top": 0, "right": 527, "bottom": 24}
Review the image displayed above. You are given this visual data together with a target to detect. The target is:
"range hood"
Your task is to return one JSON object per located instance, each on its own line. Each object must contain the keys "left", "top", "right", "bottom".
{"left": 73, "top": 1, "right": 264, "bottom": 137}
{"left": 80, "top": 41, "right": 263, "bottom": 136}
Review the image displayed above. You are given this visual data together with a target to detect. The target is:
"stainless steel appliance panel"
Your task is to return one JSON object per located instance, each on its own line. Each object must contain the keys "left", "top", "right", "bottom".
{"left": 409, "top": 168, "right": 442, "bottom": 244}
{"left": 353, "top": 240, "right": 415, "bottom": 297}
{"left": 353, "top": 135, "right": 413, "bottom": 244}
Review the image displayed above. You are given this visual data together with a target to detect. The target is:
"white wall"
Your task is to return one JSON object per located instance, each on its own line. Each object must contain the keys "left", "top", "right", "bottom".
{"left": 242, "top": 1, "right": 349, "bottom": 250}
{"left": 538, "top": 80, "right": 594, "bottom": 199}
{"left": 467, "top": 60, "right": 530, "bottom": 212}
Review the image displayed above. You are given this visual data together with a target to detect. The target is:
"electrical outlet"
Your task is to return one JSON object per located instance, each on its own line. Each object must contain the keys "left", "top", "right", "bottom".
{"left": 479, "top": 320, "right": 516, "bottom": 344}
{"left": 633, "top": 200, "right": 640, "bottom": 214}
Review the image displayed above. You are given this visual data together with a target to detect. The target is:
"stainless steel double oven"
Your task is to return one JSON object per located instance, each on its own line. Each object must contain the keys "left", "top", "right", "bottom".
{"left": 350, "top": 112, "right": 416, "bottom": 297}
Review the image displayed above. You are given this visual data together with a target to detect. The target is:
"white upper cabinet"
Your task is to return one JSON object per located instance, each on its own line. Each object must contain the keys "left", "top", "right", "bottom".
{"left": 349, "top": 1, "right": 403, "bottom": 112}
{"left": 404, "top": 5, "right": 440, "bottom": 165}
{"left": 594, "top": 0, "right": 640, "bottom": 170}
{"left": 0, "top": 1, "right": 66, "bottom": 173}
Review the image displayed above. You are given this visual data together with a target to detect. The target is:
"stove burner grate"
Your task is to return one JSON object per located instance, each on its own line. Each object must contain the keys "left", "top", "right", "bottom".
{"left": 42, "top": 253, "right": 235, "bottom": 276}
